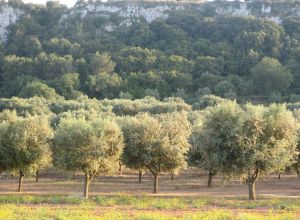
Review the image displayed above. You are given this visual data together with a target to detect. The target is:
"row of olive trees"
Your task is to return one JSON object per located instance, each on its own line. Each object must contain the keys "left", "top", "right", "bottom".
{"left": 0, "top": 100, "right": 298, "bottom": 200}
{"left": 0, "top": 109, "right": 191, "bottom": 199}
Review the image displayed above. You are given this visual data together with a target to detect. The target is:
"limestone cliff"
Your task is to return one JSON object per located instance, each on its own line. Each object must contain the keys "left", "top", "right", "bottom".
{"left": 1, "top": 1, "right": 300, "bottom": 41}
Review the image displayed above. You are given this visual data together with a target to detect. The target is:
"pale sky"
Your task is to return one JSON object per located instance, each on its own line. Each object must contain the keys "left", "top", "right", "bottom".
{"left": 23, "top": 0, "right": 78, "bottom": 7}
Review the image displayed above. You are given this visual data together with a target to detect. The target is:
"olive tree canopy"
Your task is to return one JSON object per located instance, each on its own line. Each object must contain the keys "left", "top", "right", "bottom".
{"left": 52, "top": 117, "right": 123, "bottom": 198}
{"left": 188, "top": 101, "right": 243, "bottom": 187}
{"left": 0, "top": 115, "right": 53, "bottom": 192}
{"left": 121, "top": 112, "right": 191, "bottom": 193}
{"left": 234, "top": 104, "right": 298, "bottom": 200}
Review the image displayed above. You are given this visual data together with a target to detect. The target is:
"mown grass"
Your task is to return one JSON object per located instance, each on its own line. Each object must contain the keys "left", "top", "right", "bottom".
{"left": 0, "top": 204, "right": 296, "bottom": 220}
{"left": 0, "top": 194, "right": 300, "bottom": 211}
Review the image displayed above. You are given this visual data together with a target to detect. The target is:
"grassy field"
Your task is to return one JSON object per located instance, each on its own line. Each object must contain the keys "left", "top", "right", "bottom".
{"left": 0, "top": 195, "right": 298, "bottom": 219}
{"left": 1, "top": 170, "right": 300, "bottom": 219}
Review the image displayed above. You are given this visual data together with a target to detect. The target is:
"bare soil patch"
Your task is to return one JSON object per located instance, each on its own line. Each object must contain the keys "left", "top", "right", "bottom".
{"left": 0, "top": 169, "right": 299, "bottom": 198}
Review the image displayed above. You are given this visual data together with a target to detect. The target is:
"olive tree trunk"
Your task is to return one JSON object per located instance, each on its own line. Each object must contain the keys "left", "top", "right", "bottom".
{"left": 246, "top": 169, "right": 259, "bottom": 200}
{"left": 35, "top": 170, "right": 39, "bottom": 182}
{"left": 207, "top": 172, "right": 215, "bottom": 188}
{"left": 83, "top": 172, "right": 90, "bottom": 199}
{"left": 18, "top": 170, "right": 24, "bottom": 192}
{"left": 83, "top": 170, "right": 98, "bottom": 199}
{"left": 119, "top": 162, "right": 123, "bottom": 175}
{"left": 153, "top": 174, "right": 158, "bottom": 194}
{"left": 146, "top": 166, "right": 159, "bottom": 194}
{"left": 248, "top": 182, "right": 256, "bottom": 200}
{"left": 138, "top": 170, "right": 142, "bottom": 183}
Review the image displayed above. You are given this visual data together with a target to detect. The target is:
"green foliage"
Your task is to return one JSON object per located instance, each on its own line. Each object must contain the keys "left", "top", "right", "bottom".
{"left": 52, "top": 116, "right": 123, "bottom": 197}
{"left": 250, "top": 57, "right": 293, "bottom": 96}
{"left": 0, "top": 115, "right": 53, "bottom": 191}
{"left": 121, "top": 111, "right": 191, "bottom": 193}
{"left": 189, "top": 100, "right": 243, "bottom": 175}
{"left": 236, "top": 103, "right": 298, "bottom": 175}
{"left": 0, "top": 1, "right": 298, "bottom": 102}
{"left": 54, "top": 72, "right": 84, "bottom": 100}
{"left": 18, "top": 80, "right": 62, "bottom": 100}
{"left": 0, "top": 97, "right": 51, "bottom": 116}
{"left": 189, "top": 100, "right": 298, "bottom": 199}
{"left": 52, "top": 117, "right": 123, "bottom": 173}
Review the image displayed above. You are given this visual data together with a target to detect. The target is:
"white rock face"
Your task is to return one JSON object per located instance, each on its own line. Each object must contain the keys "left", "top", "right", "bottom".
{"left": 0, "top": 5, "right": 23, "bottom": 42}
{"left": 72, "top": 3, "right": 179, "bottom": 23}
{"left": 216, "top": 3, "right": 251, "bottom": 16}
{"left": 69, "top": 1, "right": 290, "bottom": 28}
{"left": 139, "top": 5, "right": 176, "bottom": 23}
{"left": 1, "top": 1, "right": 300, "bottom": 42}
{"left": 262, "top": 5, "right": 271, "bottom": 14}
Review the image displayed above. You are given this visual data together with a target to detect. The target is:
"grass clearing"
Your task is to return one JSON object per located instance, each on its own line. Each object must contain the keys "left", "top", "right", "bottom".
{"left": 1, "top": 174, "right": 300, "bottom": 219}
{"left": 0, "top": 204, "right": 296, "bottom": 220}
{"left": 0, "top": 194, "right": 300, "bottom": 211}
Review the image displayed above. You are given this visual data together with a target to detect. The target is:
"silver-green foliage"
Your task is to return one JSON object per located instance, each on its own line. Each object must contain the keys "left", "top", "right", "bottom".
{"left": 121, "top": 112, "right": 191, "bottom": 193}
{"left": 0, "top": 114, "right": 53, "bottom": 191}
{"left": 189, "top": 101, "right": 243, "bottom": 176}
{"left": 189, "top": 100, "right": 298, "bottom": 199}
{"left": 52, "top": 117, "right": 124, "bottom": 197}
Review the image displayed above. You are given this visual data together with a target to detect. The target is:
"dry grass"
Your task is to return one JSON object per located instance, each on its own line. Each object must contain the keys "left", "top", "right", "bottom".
{"left": 1, "top": 169, "right": 300, "bottom": 219}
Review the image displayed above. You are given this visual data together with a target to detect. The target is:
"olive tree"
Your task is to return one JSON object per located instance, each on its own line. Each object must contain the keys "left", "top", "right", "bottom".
{"left": 0, "top": 116, "right": 53, "bottom": 192}
{"left": 234, "top": 104, "right": 298, "bottom": 200}
{"left": 120, "top": 116, "right": 147, "bottom": 183}
{"left": 188, "top": 101, "right": 243, "bottom": 187}
{"left": 121, "top": 112, "right": 191, "bottom": 193}
{"left": 32, "top": 147, "right": 52, "bottom": 182}
{"left": 291, "top": 109, "right": 300, "bottom": 177}
{"left": 52, "top": 117, "right": 123, "bottom": 198}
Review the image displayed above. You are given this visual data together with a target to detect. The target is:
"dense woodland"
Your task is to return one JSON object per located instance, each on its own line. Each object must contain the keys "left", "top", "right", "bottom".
{"left": 1, "top": 0, "right": 300, "bottom": 104}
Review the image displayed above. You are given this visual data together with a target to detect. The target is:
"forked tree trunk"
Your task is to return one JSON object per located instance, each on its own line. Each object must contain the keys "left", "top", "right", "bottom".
{"left": 248, "top": 182, "right": 256, "bottom": 200}
{"left": 35, "top": 170, "right": 39, "bottom": 182}
{"left": 153, "top": 174, "right": 158, "bottom": 194}
{"left": 84, "top": 172, "right": 90, "bottom": 199}
{"left": 138, "top": 170, "right": 142, "bottom": 183}
{"left": 18, "top": 170, "right": 24, "bottom": 192}
{"left": 246, "top": 169, "right": 259, "bottom": 200}
{"left": 207, "top": 172, "right": 214, "bottom": 188}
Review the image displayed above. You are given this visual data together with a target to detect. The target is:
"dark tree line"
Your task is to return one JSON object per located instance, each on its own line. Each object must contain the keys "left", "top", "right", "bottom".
{"left": 0, "top": 1, "right": 300, "bottom": 103}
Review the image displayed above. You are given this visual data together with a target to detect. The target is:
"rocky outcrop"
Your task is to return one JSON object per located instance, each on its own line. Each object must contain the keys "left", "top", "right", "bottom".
{"left": 1, "top": 1, "right": 300, "bottom": 41}
{"left": 0, "top": 5, "right": 23, "bottom": 42}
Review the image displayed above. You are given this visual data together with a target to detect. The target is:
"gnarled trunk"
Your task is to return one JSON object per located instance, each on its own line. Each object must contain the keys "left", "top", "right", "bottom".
{"left": 248, "top": 182, "right": 256, "bottom": 200}
{"left": 18, "top": 170, "right": 24, "bottom": 192}
{"left": 246, "top": 169, "right": 259, "bottom": 200}
{"left": 207, "top": 172, "right": 215, "bottom": 188}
